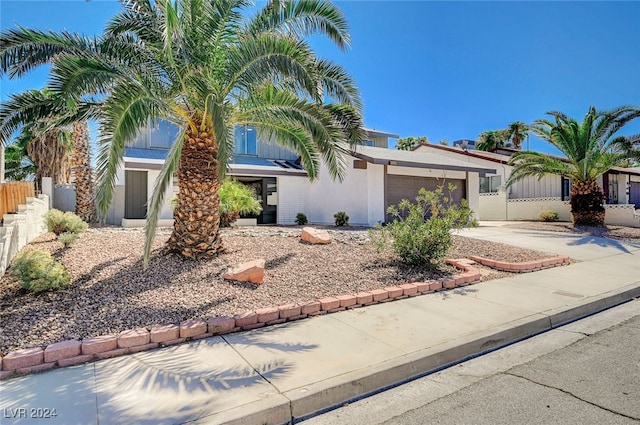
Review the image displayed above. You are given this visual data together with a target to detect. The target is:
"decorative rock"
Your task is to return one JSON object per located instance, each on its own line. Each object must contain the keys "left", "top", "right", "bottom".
{"left": 82, "top": 335, "right": 117, "bottom": 355}
{"left": 118, "top": 328, "right": 150, "bottom": 348}
{"left": 150, "top": 324, "right": 180, "bottom": 343}
{"left": 301, "top": 227, "right": 332, "bottom": 244}
{"left": 223, "top": 259, "right": 265, "bottom": 284}
{"left": 2, "top": 348, "right": 44, "bottom": 371}
{"left": 44, "top": 340, "right": 81, "bottom": 363}
{"left": 208, "top": 316, "right": 236, "bottom": 334}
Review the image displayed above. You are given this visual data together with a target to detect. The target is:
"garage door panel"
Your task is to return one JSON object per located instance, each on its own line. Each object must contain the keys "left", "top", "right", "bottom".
{"left": 385, "top": 175, "right": 465, "bottom": 222}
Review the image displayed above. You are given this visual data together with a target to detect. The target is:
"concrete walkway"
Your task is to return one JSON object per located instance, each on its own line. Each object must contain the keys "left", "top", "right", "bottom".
{"left": 1, "top": 225, "right": 639, "bottom": 425}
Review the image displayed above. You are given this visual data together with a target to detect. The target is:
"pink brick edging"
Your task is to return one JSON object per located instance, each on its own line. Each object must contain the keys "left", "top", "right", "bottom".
{"left": 469, "top": 254, "right": 570, "bottom": 272}
{"left": 1, "top": 255, "right": 555, "bottom": 379}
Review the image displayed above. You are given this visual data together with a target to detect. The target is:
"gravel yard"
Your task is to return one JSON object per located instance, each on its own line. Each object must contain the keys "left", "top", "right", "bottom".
{"left": 0, "top": 226, "right": 555, "bottom": 354}
{"left": 502, "top": 221, "right": 640, "bottom": 242}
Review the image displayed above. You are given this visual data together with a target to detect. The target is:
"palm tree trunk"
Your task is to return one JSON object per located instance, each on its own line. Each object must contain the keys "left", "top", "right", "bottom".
{"left": 570, "top": 180, "right": 606, "bottom": 226}
{"left": 72, "top": 120, "right": 94, "bottom": 222}
{"left": 167, "top": 117, "right": 224, "bottom": 258}
{"left": 27, "top": 130, "right": 71, "bottom": 189}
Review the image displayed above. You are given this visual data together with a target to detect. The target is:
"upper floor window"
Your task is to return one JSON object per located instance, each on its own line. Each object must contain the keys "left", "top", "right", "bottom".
{"left": 363, "top": 140, "right": 374, "bottom": 147}
{"left": 149, "top": 120, "right": 180, "bottom": 149}
{"left": 234, "top": 125, "right": 257, "bottom": 155}
{"left": 480, "top": 175, "right": 501, "bottom": 193}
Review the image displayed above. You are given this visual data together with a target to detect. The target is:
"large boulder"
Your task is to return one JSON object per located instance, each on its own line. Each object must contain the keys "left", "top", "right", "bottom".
{"left": 301, "top": 227, "right": 332, "bottom": 244}
{"left": 223, "top": 259, "right": 265, "bottom": 284}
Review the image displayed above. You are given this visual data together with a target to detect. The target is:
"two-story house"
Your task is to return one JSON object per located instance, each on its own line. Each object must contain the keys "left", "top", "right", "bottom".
{"left": 105, "top": 123, "right": 496, "bottom": 227}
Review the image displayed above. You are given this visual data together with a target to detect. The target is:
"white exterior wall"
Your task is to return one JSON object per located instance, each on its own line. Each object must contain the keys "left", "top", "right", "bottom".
{"left": 479, "top": 192, "right": 508, "bottom": 220}
{"left": 277, "top": 176, "right": 311, "bottom": 224}
{"left": 366, "top": 164, "right": 385, "bottom": 225}
{"left": 466, "top": 172, "right": 480, "bottom": 220}
{"left": 604, "top": 205, "right": 640, "bottom": 227}
{"left": 506, "top": 198, "right": 572, "bottom": 221}
{"left": 307, "top": 159, "right": 370, "bottom": 226}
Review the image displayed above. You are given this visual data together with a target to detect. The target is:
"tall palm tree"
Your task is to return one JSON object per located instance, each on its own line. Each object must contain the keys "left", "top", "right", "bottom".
{"left": 507, "top": 106, "right": 640, "bottom": 226}
{"left": 476, "top": 129, "right": 509, "bottom": 151}
{"left": 0, "top": 89, "right": 75, "bottom": 189}
{"left": 71, "top": 120, "right": 95, "bottom": 222}
{"left": 507, "top": 121, "right": 528, "bottom": 150}
{"left": 0, "top": 88, "right": 98, "bottom": 202}
{"left": 1, "top": 0, "right": 364, "bottom": 265}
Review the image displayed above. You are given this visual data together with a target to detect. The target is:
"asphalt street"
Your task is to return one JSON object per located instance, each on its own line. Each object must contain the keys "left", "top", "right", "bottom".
{"left": 303, "top": 300, "right": 640, "bottom": 425}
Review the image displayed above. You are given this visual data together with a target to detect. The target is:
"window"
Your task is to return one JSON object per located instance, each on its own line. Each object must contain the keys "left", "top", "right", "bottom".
{"left": 479, "top": 175, "right": 501, "bottom": 193}
{"left": 149, "top": 120, "right": 180, "bottom": 149}
{"left": 363, "top": 140, "right": 374, "bottom": 147}
{"left": 234, "top": 125, "right": 257, "bottom": 155}
{"left": 562, "top": 177, "right": 571, "bottom": 201}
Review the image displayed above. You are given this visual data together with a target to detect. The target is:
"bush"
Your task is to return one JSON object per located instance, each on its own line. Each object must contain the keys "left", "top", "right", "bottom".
{"left": 58, "top": 232, "right": 79, "bottom": 247}
{"left": 539, "top": 209, "right": 559, "bottom": 222}
{"left": 295, "top": 213, "right": 308, "bottom": 226}
{"left": 45, "top": 209, "right": 88, "bottom": 236}
{"left": 371, "top": 184, "right": 476, "bottom": 268}
{"left": 334, "top": 211, "right": 349, "bottom": 226}
{"left": 10, "top": 249, "right": 70, "bottom": 292}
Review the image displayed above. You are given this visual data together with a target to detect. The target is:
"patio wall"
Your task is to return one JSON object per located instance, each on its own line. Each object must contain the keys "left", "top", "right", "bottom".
{"left": 479, "top": 193, "right": 640, "bottom": 227}
{"left": 0, "top": 194, "right": 50, "bottom": 274}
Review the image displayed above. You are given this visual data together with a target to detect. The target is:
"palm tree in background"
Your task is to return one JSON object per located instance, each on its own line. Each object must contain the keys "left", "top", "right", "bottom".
{"left": 507, "top": 106, "right": 640, "bottom": 226}
{"left": 396, "top": 136, "right": 428, "bottom": 150}
{"left": 507, "top": 121, "right": 528, "bottom": 150}
{"left": 0, "top": 0, "right": 364, "bottom": 265}
{"left": 0, "top": 88, "right": 98, "bottom": 219}
{"left": 475, "top": 129, "right": 510, "bottom": 151}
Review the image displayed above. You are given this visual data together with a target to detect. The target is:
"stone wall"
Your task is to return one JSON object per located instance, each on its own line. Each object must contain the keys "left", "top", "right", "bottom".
{"left": 0, "top": 195, "right": 49, "bottom": 274}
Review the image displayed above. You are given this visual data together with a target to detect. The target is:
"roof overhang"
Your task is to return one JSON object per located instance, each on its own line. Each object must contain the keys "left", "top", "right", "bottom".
{"left": 363, "top": 128, "right": 400, "bottom": 139}
{"left": 227, "top": 164, "right": 307, "bottom": 177}
{"left": 351, "top": 150, "right": 496, "bottom": 176}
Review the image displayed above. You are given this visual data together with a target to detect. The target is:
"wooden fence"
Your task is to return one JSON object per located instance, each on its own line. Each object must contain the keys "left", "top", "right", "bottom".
{"left": 0, "top": 181, "right": 36, "bottom": 217}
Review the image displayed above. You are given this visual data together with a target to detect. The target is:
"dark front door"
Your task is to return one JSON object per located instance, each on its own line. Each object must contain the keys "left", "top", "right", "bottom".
{"left": 630, "top": 182, "right": 640, "bottom": 209}
{"left": 125, "top": 170, "right": 147, "bottom": 219}
{"left": 237, "top": 177, "right": 277, "bottom": 224}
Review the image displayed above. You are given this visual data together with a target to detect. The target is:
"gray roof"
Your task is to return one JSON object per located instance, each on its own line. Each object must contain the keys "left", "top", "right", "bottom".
{"left": 363, "top": 128, "right": 400, "bottom": 139}
{"left": 351, "top": 145, "right": 496, "bottom": 175}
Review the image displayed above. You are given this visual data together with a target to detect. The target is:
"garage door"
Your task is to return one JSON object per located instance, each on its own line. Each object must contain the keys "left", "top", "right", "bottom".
{"left": 385, "top": 175, "right": 466, "bottom": 222}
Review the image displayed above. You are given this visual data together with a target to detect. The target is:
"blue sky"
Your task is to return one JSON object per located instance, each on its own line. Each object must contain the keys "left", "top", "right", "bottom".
{"left": 1, "top": 0, "right": 639, "bottom": 155}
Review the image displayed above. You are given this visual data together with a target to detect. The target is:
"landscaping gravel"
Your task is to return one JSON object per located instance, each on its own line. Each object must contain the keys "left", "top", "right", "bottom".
{"left": 0, "top": 226, "right": 554, "bottom": 354}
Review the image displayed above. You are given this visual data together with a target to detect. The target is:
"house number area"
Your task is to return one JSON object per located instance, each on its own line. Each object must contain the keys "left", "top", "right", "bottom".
{"left": 2, "top": 407, "right": 58, "bottom": 419}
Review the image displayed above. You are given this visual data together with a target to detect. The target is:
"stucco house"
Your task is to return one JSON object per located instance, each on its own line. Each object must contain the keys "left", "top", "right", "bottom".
{"left": 415, "top": 143, "right": 640, "bottom": 227}
{"left": 105, "top": 123, "right": 496, "bottom": 227}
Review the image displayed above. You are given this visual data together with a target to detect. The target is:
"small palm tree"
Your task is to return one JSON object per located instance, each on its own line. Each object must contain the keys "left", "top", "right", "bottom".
{"left": 507, "top": 106, "right": 640, "bottom": 226}
{"left": 396, "top": 136, "right": 428, "bottom": 151}
{"left": 507, "top": 121, "right": 528, "bottom": 150}
{"left": 1, "top": 0, "right": 364, "bottom": 265}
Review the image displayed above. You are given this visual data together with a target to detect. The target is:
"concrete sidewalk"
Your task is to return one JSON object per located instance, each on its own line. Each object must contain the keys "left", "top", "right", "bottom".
{"left": 1, "top": 226, "right": 639, "bottom": 425}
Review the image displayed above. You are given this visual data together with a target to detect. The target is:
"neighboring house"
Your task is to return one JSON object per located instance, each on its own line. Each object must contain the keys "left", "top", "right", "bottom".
{"left": 415, "top": 143, "right": 640, "bottom": 227}
{"left": 452, "top": 139, "right": 476, "bottom": 150}
{"left": 105, "top": 123, "right": 496, "bottom": 227}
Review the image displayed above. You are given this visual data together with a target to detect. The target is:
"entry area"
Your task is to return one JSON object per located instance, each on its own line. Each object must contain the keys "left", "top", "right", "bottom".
{"left": 385, "top": 175, "right": 466, "bottom": 221}
{"left": 125, "top": 170, "right": 148, "bottom": 219}
{"left": 235, "top": 177, "right": 277, "bottom": 224}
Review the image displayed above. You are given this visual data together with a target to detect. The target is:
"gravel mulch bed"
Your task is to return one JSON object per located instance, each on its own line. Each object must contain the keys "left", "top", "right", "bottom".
{"left": 0, "top": 226, "right": 554, "bottom": 354}
{"left": 502, "top": 221, "right": 640, "bottom": 242}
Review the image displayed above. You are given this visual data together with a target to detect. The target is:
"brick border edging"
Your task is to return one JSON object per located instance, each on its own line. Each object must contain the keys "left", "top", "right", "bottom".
{"left": 0, "top": 257, "right": 532, "bottom": 380}
{"left": 469, "top": 254, "right": 570, "bottom": 272}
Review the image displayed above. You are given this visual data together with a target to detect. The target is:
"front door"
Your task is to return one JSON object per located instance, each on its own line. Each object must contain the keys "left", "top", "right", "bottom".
{"left": 125, "top": 170, "right": 148, "bottom": 219}
{"left": 236, "top": 177, "right": 277, "bottom": 224}
{"left": 630, "top": 182, "right": 640, "bottom": 209}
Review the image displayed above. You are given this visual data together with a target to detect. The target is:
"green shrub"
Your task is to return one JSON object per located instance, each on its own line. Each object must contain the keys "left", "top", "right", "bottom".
{"left": 219, "top": 180, "right": 262, "bottom": 227}
{"left": 539, "top": 209, "right": 559, "bottom": 222}
{"left": 334, "top": 211, "right": 349, "bottom": 226}
{"left": 371, "top": 184, "right": 476, "bottom": 268}
{"left": 295, "top": 213, "right": 308, "bottom": 225}
{"left": 58, "top": 232, "right": 79, "bottom": 247}
{"left": 45, "top": 209, "right": 88, "bottom": 236}
{"left": 10, "top": 249, "right": 70, "bottom": 292}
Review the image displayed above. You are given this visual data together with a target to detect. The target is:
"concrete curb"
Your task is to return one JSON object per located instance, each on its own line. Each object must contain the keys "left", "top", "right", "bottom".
{"left": 276, "top": 282, "right": 640, "bottom": 424}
